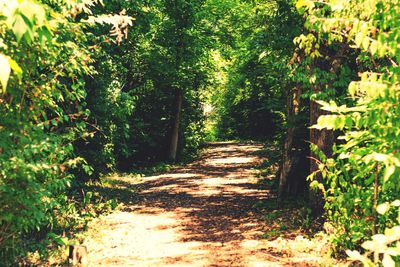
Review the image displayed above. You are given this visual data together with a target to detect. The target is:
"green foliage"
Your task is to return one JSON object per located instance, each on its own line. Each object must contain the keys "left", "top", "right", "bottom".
{"left": 1, "top": 0, "right": 216, "bottom": 261}
{"left": 0, "top": 0, "right": 130, "bottom": 262}
{"left": 347, "top": 203, "right": 400, "bottom": 266}
{"left": 299, "top": 0, "right": 400, "bottom": 263}
{"left": 211, "top": 0, "right": 302, "bottom": 141}
{"left": 0, "top": 0, "right": 84, "bottom": 258}
{"left": 2, "top": 0, "right": 399, "bottom": 264}
{"left": 78, "top": 0, "right": 213, "bottom": 171}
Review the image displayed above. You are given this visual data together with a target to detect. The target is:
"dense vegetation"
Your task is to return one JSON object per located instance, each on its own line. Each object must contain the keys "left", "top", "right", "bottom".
{"left": 0, "top": 0, "right": 399, "bottom": 265}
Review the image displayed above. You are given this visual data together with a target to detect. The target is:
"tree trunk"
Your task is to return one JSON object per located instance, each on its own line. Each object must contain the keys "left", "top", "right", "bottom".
{"left": 309, "top": 98, "right": 334, "bottom": 216}
{"left": 279, "top": 85, "right": 308, "bottom": 199}
{"left": 308, "top": 45, "right": 346, "bottom": 216}
{"left": 168, "top": 90, "right": 183, "bottom": 162}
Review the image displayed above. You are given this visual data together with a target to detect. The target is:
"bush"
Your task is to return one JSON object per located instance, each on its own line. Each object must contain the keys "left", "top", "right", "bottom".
{"left": 0, "top": 0, "right": 130, "bottom": 262}
{"left": 298, "top": 0, "right": 400, "bottom": 261}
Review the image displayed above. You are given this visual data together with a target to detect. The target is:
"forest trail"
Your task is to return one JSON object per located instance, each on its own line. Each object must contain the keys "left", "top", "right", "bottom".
{"left": 83, "top": 142, "right": 317, "bottom": 267}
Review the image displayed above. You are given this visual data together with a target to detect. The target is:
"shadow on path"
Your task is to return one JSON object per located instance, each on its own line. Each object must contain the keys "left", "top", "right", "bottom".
{"left": 83, "top": 142, "right": 311, "bottom": 267}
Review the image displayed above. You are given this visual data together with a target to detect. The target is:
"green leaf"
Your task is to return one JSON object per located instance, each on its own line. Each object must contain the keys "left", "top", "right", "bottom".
{"left": 348, "top": 82, "right": 357, "bottom": 97}
{"left": 384, "top": 165, "right": 396, "bottom": 181}
{"left": 12, "top": 15, "right": 29, "bottom": 42}
{"left": 0, "top": 54, "right": 11, "bottom": 93}
{"left": 370, "top": 40, "right": 378, "bottom": 55}
{"left": 377, "top": 202, "right": 390, "bottom": 215}
{"left": 38, "top": 25, "right": 53, "bottom": 46}
{"left": 8, "top": 58, "right": 23, "bottom": 79}
{"left": 382, "top": 254, "right": 395, "bottom": 267}
{"left": 296, "top": 0, "right": 314, "bottom": 10}
{"left": 362, "top": 37, "right": 370, "bottom": 50}
{"left": 310, "top": 180, "right": 319, "bottom": 190}
{"left": 391, "top": 200, "right": 400, "bottom": 207}
{"left": 346, "top": 250, "right": 363, "bottom": 261}
{"left": 371, "top": 234, "right": 388, "bottom": 246}
{"left": 355, "top": 32, "right": 363, "bottom": 47}
{"left": 384, "top": 226, "right": 400, "bottom": 240}
{"left": 386, "top": 246, "right": 400, "bottom": 256}
{"left": 372, "top": 153, "right": 388, "bottom": 162}
{"left": 361, "top": 240, "right": 375, "bottom": 251}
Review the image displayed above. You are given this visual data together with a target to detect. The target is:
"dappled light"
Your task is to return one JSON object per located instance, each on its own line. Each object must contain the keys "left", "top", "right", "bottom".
{"left": 2, "top": 0, "right": 399, "bottom": 265}
{"left": 84, "top": 143, "right": 326, "bottom": 266}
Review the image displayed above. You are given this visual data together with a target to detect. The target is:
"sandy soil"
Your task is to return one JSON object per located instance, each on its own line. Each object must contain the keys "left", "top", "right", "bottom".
{"left": 83, "top": 142, "right": 324, "bottom": 267}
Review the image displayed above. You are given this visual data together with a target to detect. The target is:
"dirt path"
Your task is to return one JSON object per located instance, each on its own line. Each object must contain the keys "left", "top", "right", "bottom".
{"left": 83, "top": 142, "right": 321, "bottom": 266}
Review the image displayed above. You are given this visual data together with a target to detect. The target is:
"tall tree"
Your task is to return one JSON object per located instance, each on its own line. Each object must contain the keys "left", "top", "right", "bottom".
{"left": 162, "top": 0, "right": 208, "bottom": 161}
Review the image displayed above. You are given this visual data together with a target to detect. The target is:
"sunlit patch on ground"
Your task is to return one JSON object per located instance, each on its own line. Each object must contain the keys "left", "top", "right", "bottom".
{"left": 83, "top": 143, "right": 331, "bottom": 266}
{"left": 207, "top": 157, "right": 255, "bottom": 165}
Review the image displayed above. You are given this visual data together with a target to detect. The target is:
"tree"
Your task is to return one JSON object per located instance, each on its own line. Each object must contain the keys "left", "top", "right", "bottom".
{"left": 0, "top": 0, "right": 131, "bottom": 261}
{"left": 297, "top": 0, "right": 400, "bottom": 258}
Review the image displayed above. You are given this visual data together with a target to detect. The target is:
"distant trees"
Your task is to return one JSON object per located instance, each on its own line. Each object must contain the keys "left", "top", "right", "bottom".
{"left": 77, "top": 0, "right": 213, "bottom": 171}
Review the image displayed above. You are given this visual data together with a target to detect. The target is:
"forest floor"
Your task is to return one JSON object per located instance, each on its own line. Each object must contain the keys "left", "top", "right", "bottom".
{"left": 82, "top": 142, "right": 336, "bottom": 267}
